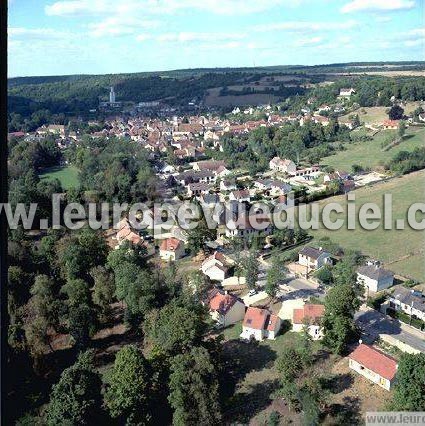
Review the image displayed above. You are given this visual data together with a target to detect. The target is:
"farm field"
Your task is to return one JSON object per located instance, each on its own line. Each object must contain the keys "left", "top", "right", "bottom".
{"left": 339, "top": 102, "right": 420, "bottom": 125}
{"left": 308, "top": 170, "right": 425, "bottom": 282}
{"left": 205, "top": 87, "right": 279, "bottom": 106}
{"left": 39, "top": 165, "right": 79, "bottom": 190}
{"left": 321, "top": 126, "right": 425, "bottom": 171}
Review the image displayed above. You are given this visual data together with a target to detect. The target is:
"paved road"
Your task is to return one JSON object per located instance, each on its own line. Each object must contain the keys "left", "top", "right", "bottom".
{"left": 355, "top": 308, "right": 425, "bottom": 353}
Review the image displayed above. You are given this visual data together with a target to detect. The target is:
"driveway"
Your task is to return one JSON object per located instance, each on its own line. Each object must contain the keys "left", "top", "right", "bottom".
{"left": 241, "top": 290, "right": 269, "bottom": 306}
{"left": 355, "top": 307, "right": 425, "bottom": 353}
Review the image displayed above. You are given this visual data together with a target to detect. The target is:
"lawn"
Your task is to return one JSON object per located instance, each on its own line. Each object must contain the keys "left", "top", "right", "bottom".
{"left": 307, "top": 170, "right": 425, "bottom": 282}
{"left": 39, "top": 165, "right": 80, "bottom": 190}
{"left": 339, "top": 102, "right": 420, "bottom": 126}
{"left": 321, "top": 126, "right": 425, "bottom": 172}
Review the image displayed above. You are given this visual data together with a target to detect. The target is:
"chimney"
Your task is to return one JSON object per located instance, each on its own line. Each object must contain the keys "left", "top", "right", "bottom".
{"left": 358, "top": 339, "right": 363, "bottom": 345}
{"left": 224, "top": 290, "right": 228, "bottom": 295}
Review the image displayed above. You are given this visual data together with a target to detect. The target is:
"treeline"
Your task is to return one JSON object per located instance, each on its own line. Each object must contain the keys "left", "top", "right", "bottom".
{"left": 217, "top": 119, "right": 350, "bottom": 173}
{"left": 386, "top": 147, "right": 425, "bottom": 175}
{"left": 66, "top": 136, "right": 157, "bottom": 203}
{"left": 311, "top": 76, "right": 425, "bottom": 107}
{"left": 8, "top": 222, "right": 224, "bottom": 424}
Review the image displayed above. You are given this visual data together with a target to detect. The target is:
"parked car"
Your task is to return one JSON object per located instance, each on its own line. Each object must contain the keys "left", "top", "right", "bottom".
{"left": 248, "top": 289, "right": 257, "bottom": 297}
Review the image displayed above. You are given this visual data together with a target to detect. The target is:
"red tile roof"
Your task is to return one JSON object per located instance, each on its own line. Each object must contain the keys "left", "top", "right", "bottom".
{"left": 160, "top": 237, "right": 182, "bottom": 252}
{"left": 208, "top": 290, "right": 242, "bottom": 315}
{"left": 243, "top": 307, "right": 269, "bottom": 330}
{"left": 349, "top": 344, "right": 398, "bottom": 380}
{"left": 293, "top": 304, "right": 325, "bottom": 325}
{"left": 266, "top": 314, "right": 280, "bottom": 331}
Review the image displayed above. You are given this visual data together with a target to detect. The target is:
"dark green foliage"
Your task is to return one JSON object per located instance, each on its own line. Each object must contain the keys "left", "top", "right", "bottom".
{"left": 168, "top": 346, "right": 222, "bottom": 426}
{"left": 388, "top": 104, "right": 404, "bottom": 120}
{"left": 145, "top": 303, "right": 207, "bottom": 355}
{"left": 45, "top": 351, "right": 103, "bottom": 425}
{"left": 105, "top": 345, "right": 151, "bottom": 424}
{"left": 391, "top": 353, "right": 425, "bottom": 411}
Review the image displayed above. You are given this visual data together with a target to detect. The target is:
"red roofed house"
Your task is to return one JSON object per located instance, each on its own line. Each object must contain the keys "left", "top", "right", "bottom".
{"left": 383, "top": 120, "right": 399, "bottom": 130}
{"left": 349, "top": 344, "right": 398, "bottom": 391}
{"left": 159, "top": 237, "right": 185, "bottom": 261}
{"left": 207, "top": 289, "right": 246, "bottom": 327}
{"left": 292, "top": 304, "right": 325, "bottom": 340}
{"left": 240, "top": 307, "right": 281, "bottom": 341}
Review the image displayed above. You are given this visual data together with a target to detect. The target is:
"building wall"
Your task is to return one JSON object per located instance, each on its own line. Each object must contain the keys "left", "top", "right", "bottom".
{"left": 292, "top": 323, "right": 324, "bottom": 340}
{"left": 240, "top": 326, "right": 264, "bottom": 341}
{"left": 358, "top": 273, "right": 393, "bottom": 292}
{"left": 223, "top": 302, "right": 246, "bottom": 327}
{"left": 204, "top": 266, "right": 226, "bottom": 282}
{"left": 349, "top": 359, "right": 392, "bottom": 391}
{"left": 160, "top": 250, "right": 176, "bottom": 261}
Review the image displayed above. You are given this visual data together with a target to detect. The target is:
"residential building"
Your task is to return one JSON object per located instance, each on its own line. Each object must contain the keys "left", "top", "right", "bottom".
{"left": 201, "top": 251, "right": 232, "bottom": 282}
{"left": 159, "top": 237, "right": 185, "bottom": 261}
{"left": 229, "top": 189, "right": 250, "bottom": 203}
{"left": 292, "top": 304, "right": 325, "bottom": 340}
{"left": 383, "top": 119, "right": 399, "bottom": 130}
{"left": 357, "top": 265, "right": 394, "bottom": 292}
{"left": 348, "top": 344, "right": 398, "bottom": 391}
{"left": 269, "top": 157, "right": 297, "bottom": 174}
{"left": 388, "top": 285, "right": 425, "bottom": 322}
{"left": 298, "top": 246, "right": 331, "bottom": 270}
{"left": 220, "top": 179, "right": 237, "bottom": 192}
{"left": 207, "top": 289, "right": 246, "bottom": 327}
{"left": 240, "top": 307, "right": 281, "bottom": 341}
{"left": 339, "top": 88, "right": 356, "bottom": 97}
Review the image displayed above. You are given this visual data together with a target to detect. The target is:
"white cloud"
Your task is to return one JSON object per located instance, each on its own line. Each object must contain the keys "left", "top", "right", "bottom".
{"left": 296, "top": 36, "right": 323, "bottom": 46}
{"left": 88, "top": 17, "right": 160, "bottom": 37}
{"left": 341, "top": 0, "right": 415, "bottom": 14}
{"left": 255, "top": 20, "right": 358, "bottom": 32}
{"left": 45, "top": 0, "right": 298, "bottom": 17}
{"left": 9, "top": 27, "right": 71, "bottom": 40}
{"left": 156, "top": 32, "right": 246, "bottom": 43}
{"left": 375, "top": 16, "right": 392, "bottom": 22}
{"left": 401, "top": 27, "right": 424, "bottom": 47}
{"left": 136, "top": 34, "right": 152, "bottom": 42}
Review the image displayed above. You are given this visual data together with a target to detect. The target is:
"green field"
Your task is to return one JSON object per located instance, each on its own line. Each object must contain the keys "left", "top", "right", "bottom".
{"left": 39, "top": 165, "right": 79, "bottom": 190}
{"left": 321, "top": 126, "right": 425, "bottom": 171}
{"left": 308, "top": 170, "right": 425, "bottom": 282}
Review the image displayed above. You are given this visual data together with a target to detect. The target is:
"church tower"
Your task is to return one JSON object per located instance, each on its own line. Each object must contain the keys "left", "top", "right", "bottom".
{"left": 109, "top": 86, "right": 116, "bottom": 103}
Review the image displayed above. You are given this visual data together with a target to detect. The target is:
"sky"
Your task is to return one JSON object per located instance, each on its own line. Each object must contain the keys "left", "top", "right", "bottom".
{"left": 8, "top": 0, "right": 425, "bottom": 77}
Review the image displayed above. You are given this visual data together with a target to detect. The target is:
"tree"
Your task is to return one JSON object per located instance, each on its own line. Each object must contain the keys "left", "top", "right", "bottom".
{"left": 90, "top": 266, "right": 115, "bottom": 319}
{"left": 388, "top": 104, "right": 404, "bottom": 120}
{"left": 105, "top": 345, "right": 151, "bottom": 424}
{"left": 322, "top": 284, "right": 360, "bottom": 354}
{"left": 265, "top": 256, "right": 287, "bottom": 300}
{"left": 314, "top": 265, "right": 334, "bottom": 286}
{"left": 244, "top": 251, "right": 259, "bottom": 290}
{"left": 168, "top": 346, "right": 222, "bottom": 426}
{"left": 398, "top": 120, "right": 406, "bottom": 138}
{"left": 144, "top": 303, "right": 207, "bottom": 355}
{"left": 45, "top": 351, "right": 103, "bottom": 425}
{"left": 391, "top": 353, "right": 425, "bottom": 411}
{"left": 187, "top": 215, "right": 216, "bottom": 255}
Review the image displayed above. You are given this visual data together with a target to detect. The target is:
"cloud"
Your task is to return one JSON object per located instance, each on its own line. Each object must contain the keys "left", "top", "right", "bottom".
{"left": 401, "top": 27, "right": 425, "bottom": 47}
{"left": 255, "top": 20, "right": 358, "bottom": 32}
{"left": 375, "top": 16, "right": 392, "bottom": 22}
{"left": 45, "top": 0, "right": 297, "bottom": 17}
{"left": 296, "top": 36, "right": 323, "bottom": 46}
{"left": 88, "top": 17, "right": 160, "bottom": 37}
{"left": 156, "top": 32, "right": 246, "bottom": 43}
{"left": 341, "top": 0, "right": 415, "bottom": 13}
{"left": 9, "top": 27, "right": 71, "bottom": 40}
{"left": 136, "top": 34, "right": 152, "bottom": 42}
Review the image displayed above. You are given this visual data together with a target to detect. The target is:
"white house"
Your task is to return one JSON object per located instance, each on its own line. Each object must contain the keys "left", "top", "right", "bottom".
{"left": 348, "top": 344, "right": 398, "bottom": 391}
{"left": 292, "top": 304, "right": 325, "bottom": 340}
{"left": 240, "top": 307, "right": 281, "bottom": 341}
{"left": 298, "top": 246, "right": 331, "bottom": 270}
{"left": 357, "top": 265, "right": 394, "bottom": 292}
{"left": 269, "top": 157, "right": 297, "bottom": 174}
{"left": 159, "top": 237, "right": 185, "bottom": 261}
{"left": 229, "top": 190, "right": 250, "bottom": 203}
{"left": 201, "top": 251, "right": 232, "bottom": 282}
{"left": 339, "top": 88, "right": 356, "bottom": 97}
{"left": 220, "top": 179, "right": 237, "bottom": 192}
{"left": 207, "top": 289, "right": 246, "bottom": 327}
{"left": 388, "top": 285, "right": 425, "bottom": 322}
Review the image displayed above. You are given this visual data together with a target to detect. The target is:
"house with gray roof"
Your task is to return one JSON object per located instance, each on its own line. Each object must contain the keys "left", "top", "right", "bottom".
{"left": 357, "top": 265, "right": 394, "bottom": 292}
{"left": 299, "top": 246, "right": 331, "bottom": 270}
{"left": 388, "top": 286, "right": 425, "bottom": 322}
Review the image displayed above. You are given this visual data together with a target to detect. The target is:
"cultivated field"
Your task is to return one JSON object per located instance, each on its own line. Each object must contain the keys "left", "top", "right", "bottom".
{"left": 340, "top": 102, "right": 421, "bottom": 126}
{"left": 321, "top": 126, "right": 425, "bottom": 171}
{"left": 205, "top": 87, "right": 279, "bottom": 106}
{"left": 308, "top": 170, "right": 425, "bottom": 282}
{"left": 39, "top": 165, "right": 79, "bottom": 189}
